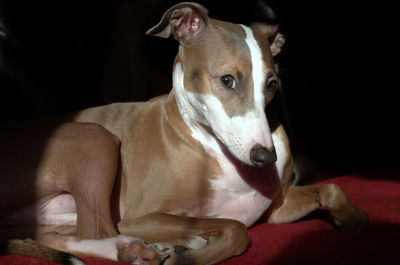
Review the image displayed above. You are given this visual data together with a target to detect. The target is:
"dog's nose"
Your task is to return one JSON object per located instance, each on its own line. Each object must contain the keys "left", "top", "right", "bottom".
{"left": 250, "top": 145, "right": 277, "bottom": 167}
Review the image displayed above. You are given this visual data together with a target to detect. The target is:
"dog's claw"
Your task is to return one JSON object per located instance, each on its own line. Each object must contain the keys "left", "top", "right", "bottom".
{"left": 148, "top": 242, "right": 175, "bottom": 260}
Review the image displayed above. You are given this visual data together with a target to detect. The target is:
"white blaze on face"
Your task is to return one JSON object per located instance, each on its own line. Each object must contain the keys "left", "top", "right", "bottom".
{"left": 173, "top": 25, "right": 274, "bottom": 166}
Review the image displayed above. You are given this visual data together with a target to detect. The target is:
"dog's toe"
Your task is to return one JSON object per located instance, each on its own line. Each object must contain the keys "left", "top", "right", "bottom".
{"left": 117, "top": 238, "right": 171, "bottom": 265}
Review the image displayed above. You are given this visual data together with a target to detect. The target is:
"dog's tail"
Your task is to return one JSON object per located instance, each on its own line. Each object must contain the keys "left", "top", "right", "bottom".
{"left": 1, "top": 239, "right": 86, "bottom": 265}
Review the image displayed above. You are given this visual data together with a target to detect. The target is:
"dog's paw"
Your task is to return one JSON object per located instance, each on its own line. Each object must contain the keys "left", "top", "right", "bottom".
{"left": 148, "top": 242, "right": 175, "bottom": 259}
{"left": 333, "top": 205, "right": 369, "bottom": 234}
{"left": 116, "top": 237, "right": 172, "bottom": 265}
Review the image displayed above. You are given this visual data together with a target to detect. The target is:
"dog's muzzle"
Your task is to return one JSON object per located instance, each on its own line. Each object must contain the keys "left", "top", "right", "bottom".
{"left": 250, "top": 145, "right": 277, "bottom": 167}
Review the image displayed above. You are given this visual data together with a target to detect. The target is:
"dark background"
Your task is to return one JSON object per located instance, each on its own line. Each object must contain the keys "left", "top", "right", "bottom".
{"left": 0, "top": 0, "right": 398, "bottom": 181}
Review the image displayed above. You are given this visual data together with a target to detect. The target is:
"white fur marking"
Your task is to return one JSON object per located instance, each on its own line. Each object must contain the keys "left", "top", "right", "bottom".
{"left": 68, "top": 257, "right": 86, "bottom": 265}
{"left": 186, "top": 235, "right": 208, "bottom": 250}
{"left": 240, "top": 25, "right": 274, "bottom": 150}
{"left": 66, "top": 235, "right": 144, "bottom": 261}
{"left": 173, "top": 62, "right": 220, "bottom": 153}
{"left": 240, "top": 25, "right": 265, "bottom": 112}
{"left": 272, "top": 133, "right": 286, "bottom": 178}
{"left": 1, "top": 192, "right": 78, "bottom": 226}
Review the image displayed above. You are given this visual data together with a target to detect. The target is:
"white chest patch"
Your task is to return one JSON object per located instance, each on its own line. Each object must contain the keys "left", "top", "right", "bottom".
{"left": 199, "top": 137, "right": 285, "bottom": 227}
{"left": 172, "top": 118, "right": 285, "bottom": 227}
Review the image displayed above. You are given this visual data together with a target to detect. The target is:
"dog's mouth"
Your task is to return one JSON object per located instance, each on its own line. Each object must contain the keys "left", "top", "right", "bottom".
{"left": 199, "top": 123, "right": 276, "bottom": 168}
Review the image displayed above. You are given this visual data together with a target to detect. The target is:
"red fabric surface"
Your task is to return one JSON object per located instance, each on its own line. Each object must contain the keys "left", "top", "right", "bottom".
{"left": 1, "top": 170, "right": 399, "bottom": 265}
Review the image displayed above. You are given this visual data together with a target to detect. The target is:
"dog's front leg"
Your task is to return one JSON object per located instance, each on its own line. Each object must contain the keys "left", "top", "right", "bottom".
{"left": 265, "top": 184, "right": 369, "bottom": 233}
{"left": 38, "top": 232, "right": 169, "bottom": 264}
{"left": 118, "top": 213, "right": 249, "bottom": 265}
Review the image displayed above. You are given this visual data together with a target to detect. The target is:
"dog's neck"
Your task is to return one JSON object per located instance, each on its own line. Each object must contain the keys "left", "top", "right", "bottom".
{"left": 165, "top": 59, "right": 216, "bottom": 155}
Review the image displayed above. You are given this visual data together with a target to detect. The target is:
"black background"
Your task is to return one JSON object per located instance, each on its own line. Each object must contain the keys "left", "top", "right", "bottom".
{"left": 0, "top": 0, "right": 398, "bottom": 180}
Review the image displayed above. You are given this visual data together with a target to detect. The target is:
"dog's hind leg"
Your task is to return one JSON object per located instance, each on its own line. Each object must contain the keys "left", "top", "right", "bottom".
{"left": 265, "top": 184, "right": 369, "bottom": 233}
{"left": 42, "top": 122, "right": 121, "bottom": 239}
{"left": 65, "top": 123, "right": 121, "bottom": 239}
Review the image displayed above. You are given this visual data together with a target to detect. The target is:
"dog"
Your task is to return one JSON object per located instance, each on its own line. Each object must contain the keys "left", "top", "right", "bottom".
{"left": 0, "top": 2, "right": 369, "bottom": 265}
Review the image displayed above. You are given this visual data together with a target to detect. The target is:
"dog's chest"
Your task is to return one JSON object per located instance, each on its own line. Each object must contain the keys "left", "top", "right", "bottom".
{"left": 198, "top": 149, "right": 281, "bottom": 227}
{"left": 206, "top": 177, "right": 272, "bottom": 227}
{"left": 180, "top": 130, "right": 287, "bottom": 227}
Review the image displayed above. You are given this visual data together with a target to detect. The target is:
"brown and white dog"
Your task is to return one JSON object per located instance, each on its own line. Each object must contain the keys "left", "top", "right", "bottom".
{"left": 0, "top": 2, "right": 368, "bottom": 265}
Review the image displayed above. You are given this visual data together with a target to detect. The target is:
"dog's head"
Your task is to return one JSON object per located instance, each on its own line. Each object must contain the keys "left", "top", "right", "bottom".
{"left": 147, "top": 2, "right": 285, "bottom": 167}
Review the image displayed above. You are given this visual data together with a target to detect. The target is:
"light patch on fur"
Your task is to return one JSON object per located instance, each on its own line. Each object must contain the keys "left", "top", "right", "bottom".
{"left": 66, "top": 236, "right": 171, "bottom": 265}
{"left": 240, "top": 25, "right": 266, "bottom": 114}
{"left": 272, "top": 133, "right": 287, "bottom": 178}
{"left": 68, "top": 256, "right": 86, "bottom": 265}
{"left": 173, "top": 62, "right": 220, "bottom": 154}
{"left": 66, "top": 235, "right": 144, "bottom": 261}
{"left": 1, "top": 192, "right": 78, "bottom": 226}
{"left": 239, "top": 24, "right": 275, "bottom": 150}
{"left": 38, "top": 193, "right": 77, "bottom": 225}
{"left": 66, "top": 237, "right": 120, "bottom": 261}
{"left": 185, "top": 235, "right": 208, "bottom": 250}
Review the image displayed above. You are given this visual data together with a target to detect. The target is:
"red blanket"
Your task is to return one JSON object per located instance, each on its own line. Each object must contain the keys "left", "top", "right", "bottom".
{"left": 1, "top": 170, "right": 399, "bottom": 265}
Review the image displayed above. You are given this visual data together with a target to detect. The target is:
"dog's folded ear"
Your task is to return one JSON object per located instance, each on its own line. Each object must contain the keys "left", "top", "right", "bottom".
{"left": 146, "top": 2, "right": 209, "bottom": 45}
{"left": 251, "top": 23, "right": 285, "bottom": 56}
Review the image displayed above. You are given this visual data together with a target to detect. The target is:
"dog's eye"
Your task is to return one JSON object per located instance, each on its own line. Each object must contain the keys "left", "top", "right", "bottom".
{"left": 220, "top": 75, "right": 236, "bottom": 89}
{"left": 266, "top": 80, "right": 278, "bottom": 94}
